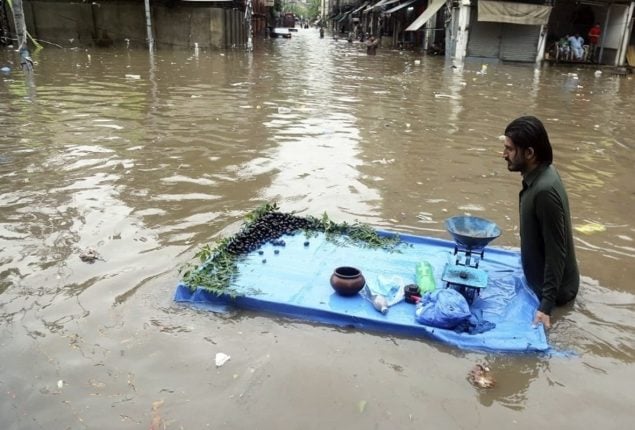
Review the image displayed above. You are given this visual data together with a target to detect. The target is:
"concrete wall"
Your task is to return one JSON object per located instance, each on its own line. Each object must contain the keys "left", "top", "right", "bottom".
{"left": 18, "top": 0, "right": 246, "bottom": 50}
{"left": 211, "top": 8, "right": 225, "bottom": 48}
{"left": 23, "top": 1, "right": 98, "bottom": 45}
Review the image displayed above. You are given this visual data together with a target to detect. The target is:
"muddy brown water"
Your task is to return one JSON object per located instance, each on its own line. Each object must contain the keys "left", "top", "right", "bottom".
{"left": 1, "top": 30, "right": 634, "bottom": 429}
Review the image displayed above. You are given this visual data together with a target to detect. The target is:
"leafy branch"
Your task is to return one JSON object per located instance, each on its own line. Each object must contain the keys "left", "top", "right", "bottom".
{"left": 179, "top": 204, "right": 400, "bottom": 295}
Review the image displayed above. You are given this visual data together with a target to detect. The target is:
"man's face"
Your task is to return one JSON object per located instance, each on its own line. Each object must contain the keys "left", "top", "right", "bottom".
{"left": 503, "top": 136, "right": 528, "bottom": 173}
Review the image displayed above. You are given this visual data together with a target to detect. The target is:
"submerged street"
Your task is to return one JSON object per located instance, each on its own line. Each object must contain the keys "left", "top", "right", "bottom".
{"left": 1, "top": 29, "right": 634, "bottom": 429}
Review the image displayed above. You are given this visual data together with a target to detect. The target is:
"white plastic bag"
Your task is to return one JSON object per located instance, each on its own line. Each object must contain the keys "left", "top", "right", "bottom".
{"left": 361, "top": 276, "right": 406, "bottom": 314}
{"left": 215, "top": 352, "right": 231, "bottom": 367}
{"left": 376, "top": 275, "right": 406, "bottom": 306}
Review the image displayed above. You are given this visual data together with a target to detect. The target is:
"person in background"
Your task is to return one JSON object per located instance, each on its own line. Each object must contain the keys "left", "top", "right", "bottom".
{"left": 557, "top": 35, "right": 571, "bottom": 60}
{"left": 366, "top": 35, "right": 378, "bottom": 55}
{"left": 568, "top": 33, "right": 584, "bottom": 60}
{"left": 587, "top": 23, "right": 601, "bottom": 62}
{"left": 427, "top": 41, "right": 444, "bottom": 56}
{"left": 502, "top": 116, "right": 580, "bottom": 329}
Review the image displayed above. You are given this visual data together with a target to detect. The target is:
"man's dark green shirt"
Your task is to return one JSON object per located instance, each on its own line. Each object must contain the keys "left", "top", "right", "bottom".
{"left": 520, "top": 164, "right": 579, "bottom": 314}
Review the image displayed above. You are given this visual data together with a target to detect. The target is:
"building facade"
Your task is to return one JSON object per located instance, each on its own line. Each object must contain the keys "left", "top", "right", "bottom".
{"left": 328, "top": 0, "right": 635, "bottom": 65}
{"left": 3, "top": 0, "right": 273, "bottom": 50}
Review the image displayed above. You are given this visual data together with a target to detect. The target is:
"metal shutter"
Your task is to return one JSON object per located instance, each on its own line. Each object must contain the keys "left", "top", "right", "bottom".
{"left": 466, "top": 8, "right": 502, "bottom": 58}
{"left": 499, "top": 24, "right": 541, "bottom": 62}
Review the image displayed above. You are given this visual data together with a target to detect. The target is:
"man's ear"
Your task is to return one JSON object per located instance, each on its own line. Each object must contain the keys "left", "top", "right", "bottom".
{"left": 524, "top": 147, "right": 536, "bottom": 160}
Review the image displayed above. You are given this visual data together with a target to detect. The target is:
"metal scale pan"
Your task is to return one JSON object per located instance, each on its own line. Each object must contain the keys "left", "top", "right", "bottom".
{"left": 444, "top": 215, "right": 502, "bottom": 252}
{"left": 442, "top": 216, "right": 502, "bottom": 304}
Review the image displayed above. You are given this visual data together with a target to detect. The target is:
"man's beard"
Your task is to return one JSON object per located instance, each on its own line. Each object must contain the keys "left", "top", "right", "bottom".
{"left": 506, "top": 157, "right": 525, "bottom": 172}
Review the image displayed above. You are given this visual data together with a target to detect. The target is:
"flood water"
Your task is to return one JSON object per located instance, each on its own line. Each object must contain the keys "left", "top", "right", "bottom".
{"left": 1, "top": 29, "right": 634, "bottom": 429}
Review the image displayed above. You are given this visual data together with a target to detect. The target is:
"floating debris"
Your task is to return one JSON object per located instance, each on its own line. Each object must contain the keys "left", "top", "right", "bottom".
{"left": 434, "top": 93, "right": 459, "bottom": 100}
{"left": 468, "top": 363, "right": 496, "bottom": 389}
{"left": 215, "top": 352, "right": 231, "bottom": 367}
{"left": 79, "top": 248, "right": 101, "bottom": 263}
{"left": 575, "top": 222, "right": 606, "bottom": 235}
{"left": 357, "top": 399, "right": 367, "bottom": 413}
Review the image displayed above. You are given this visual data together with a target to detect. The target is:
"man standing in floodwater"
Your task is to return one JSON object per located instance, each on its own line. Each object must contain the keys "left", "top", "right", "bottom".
{"left": 503, "top": 116, "right": 580, "bottom": 329}
{"left": 366, "top": 35, "right": 378, "bottom": 55}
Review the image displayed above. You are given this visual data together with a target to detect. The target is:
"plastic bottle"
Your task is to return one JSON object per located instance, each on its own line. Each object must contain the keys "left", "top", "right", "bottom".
{"left": 371, "top": 294, "right": 389, "bottom": 314}
{"left": 415, "top": 261, "right": 437, "bottom": 294}
{"left": 363, "top": 284, "right": 389, "bottom": 314}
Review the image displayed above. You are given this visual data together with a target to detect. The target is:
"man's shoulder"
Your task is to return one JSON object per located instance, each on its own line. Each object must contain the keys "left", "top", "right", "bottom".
{"left": 533, "top": 165, "right": 562, "bottom": 189}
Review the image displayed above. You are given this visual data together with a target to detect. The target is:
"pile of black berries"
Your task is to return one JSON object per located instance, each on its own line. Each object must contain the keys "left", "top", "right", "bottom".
{"left": 225, "top": 211, "right": 320, "bottom": 255}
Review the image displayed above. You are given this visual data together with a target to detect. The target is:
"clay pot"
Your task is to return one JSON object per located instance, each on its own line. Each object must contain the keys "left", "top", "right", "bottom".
{"left": 330, "top": 266, "right": 365, "bottom": 296}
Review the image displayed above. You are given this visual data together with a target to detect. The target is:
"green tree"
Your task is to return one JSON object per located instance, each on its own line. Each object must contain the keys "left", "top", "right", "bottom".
{"left": 287, "top": 3, "right": 307, "bottom": 18}
{"left": 306, "top": 0, "right": 320, "bottom": 20}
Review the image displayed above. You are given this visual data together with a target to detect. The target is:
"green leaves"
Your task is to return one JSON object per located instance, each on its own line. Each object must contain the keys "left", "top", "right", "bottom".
{"left": 196, "top": 244, "right": 213, "bottom": 263}
{"left": 179, "top": 203, "right": 401, "bottom": 294}
{"left": 244, "top": 202, "right": 279, "bottom": 225}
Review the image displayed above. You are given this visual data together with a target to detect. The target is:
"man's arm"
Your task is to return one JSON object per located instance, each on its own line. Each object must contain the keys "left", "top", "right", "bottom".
{"left": 535, "top": 187, "right": 568, "bottom": 315}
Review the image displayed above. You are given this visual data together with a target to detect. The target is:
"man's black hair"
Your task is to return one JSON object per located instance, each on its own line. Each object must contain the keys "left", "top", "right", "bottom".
{"left": 504, "top": 116, "right": 553, "bottom": 165}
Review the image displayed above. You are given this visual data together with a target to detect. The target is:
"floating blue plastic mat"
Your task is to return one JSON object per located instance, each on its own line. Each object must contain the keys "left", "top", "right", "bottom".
{"left": 174, "top": 231, "right": 549, "bottom": 353}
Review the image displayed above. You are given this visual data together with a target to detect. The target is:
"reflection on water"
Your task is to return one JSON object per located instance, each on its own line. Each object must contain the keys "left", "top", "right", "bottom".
{"left": 474, "top": 356, "right": 547, "bottom": 410}
{"left": 557, "top": 276, "right": 635, "bottom": 359}
{"left": 1, "top": 30, "right": 635, "bottom": 428}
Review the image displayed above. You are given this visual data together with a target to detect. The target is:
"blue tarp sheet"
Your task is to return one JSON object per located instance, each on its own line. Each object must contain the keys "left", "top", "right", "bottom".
{"left": 174, "top": 231, "right": 549, "bottom": 353}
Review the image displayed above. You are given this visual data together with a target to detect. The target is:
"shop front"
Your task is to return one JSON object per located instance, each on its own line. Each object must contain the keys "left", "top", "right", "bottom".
{"left": 464, "top": 1, "right": 551, "bottom": 63}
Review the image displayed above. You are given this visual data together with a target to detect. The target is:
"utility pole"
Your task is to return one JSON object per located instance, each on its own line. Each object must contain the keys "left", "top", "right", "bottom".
{"left": 245, "top": 0, "right": 253, "bottom": 51}
{"left": 9, "top": 0, "right": 33, "bottom": 71}
{"left": 144, "top": 0, "right": 154, "bottom": 51}
{"left": 10, "top": 0, "right": 26, "bottom": 49}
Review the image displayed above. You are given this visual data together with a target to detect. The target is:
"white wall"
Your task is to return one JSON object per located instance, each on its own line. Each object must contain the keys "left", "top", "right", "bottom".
{"left": 604, "top": 4, "right": 628, "bottom": 49}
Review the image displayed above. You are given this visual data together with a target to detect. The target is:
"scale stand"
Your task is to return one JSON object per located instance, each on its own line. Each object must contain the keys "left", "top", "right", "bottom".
{"left": 442, "top": 215, "right": 501, "bottom": 306}
{"left": 442, "top": 246, "right": 489, "bottom": 305}
{"left": 453, "top": 244, "right": 484, "bottom": 269}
